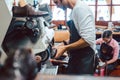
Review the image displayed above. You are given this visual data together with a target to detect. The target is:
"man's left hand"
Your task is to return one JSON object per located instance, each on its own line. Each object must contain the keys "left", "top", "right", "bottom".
{"left": 99, "top": 61, "right": 107, "bottom": 68}
{"left": 54, "top": 45, "right": 67, "bottom": 59}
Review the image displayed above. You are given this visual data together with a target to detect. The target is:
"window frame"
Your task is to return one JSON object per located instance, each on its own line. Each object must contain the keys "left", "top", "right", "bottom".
{"left": 50, "top": 0, "right": 120, "bottom": 26}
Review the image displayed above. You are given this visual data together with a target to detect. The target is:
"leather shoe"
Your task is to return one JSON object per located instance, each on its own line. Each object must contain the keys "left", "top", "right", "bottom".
{"left": 12, "top": 5, "right": 48, "bottom": 17}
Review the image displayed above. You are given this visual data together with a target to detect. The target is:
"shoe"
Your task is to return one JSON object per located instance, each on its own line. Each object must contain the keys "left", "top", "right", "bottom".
{"left": 12, "top": 5, "right": 48, "bottom": 17}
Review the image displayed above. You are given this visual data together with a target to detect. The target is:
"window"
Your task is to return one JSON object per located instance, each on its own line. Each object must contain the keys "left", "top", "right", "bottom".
{"left": 40, "top": 0, "right": 50, "bottom": 4}
{"left": 112, "top": 0, "right": 120, "bottom": 21}
{"left": 36, "top": 0, "right": 120, "bottom": 26}
{"left": 26, "top": 0, "right": 120, "bottom": 26}
{"left": 97, "top": 6, "right": 110, "bottom": 21}
{"left": 80, "top": 0, "right": 120, "bottom": 26}
{"left": 52, "top": 6, "right": 65, "bottom": 20}
{"left": 50, "top": 0, "right": 65, "bottom": 20}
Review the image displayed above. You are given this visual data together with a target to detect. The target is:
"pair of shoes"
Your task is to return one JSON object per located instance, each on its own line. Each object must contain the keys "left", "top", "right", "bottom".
{"left": 12, "top": 5, "right": 48, "bottom": 17}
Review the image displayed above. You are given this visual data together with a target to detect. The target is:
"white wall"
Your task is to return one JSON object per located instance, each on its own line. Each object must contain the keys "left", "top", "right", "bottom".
{"left": 0, "top": 0, "right": 11, "bottom": 64}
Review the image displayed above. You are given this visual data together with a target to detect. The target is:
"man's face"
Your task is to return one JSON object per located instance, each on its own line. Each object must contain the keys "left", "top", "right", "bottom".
{"left": 53, "top": 0, "right": 67, "bottom": 10}
{"left": 103, "top": 37, "right": 112, "bottom": 43}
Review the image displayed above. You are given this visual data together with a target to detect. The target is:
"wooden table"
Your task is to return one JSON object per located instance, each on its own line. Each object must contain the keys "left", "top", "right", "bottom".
{"left": 54, "top": 29, "right": 120, "bottom": 42}
{"left": 96, "top": 31, "right": 120, "bottom": 35}
{"left": 54, "top": 30, "right": 70, "bottom": 42}
{"left": 96, "top": 31, "right": 120, "bottom": 42}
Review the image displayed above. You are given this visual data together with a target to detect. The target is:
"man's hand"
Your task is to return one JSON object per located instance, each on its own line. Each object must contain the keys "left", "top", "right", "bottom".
{"left": 54, "top": 45, "right": 67, "bottom": 59}
{"left": 99, "top": 61, "right": 106, "bottom": 67}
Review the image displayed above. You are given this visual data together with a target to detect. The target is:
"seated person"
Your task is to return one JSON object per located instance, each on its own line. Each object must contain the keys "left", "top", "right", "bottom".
{"left": 96, "top": 30, "right": 119, "bottom": 75}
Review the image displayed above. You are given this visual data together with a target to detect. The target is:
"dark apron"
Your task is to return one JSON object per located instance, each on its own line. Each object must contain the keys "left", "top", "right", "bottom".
{"left": 100, "top": 43, "right": 117, "bottom": 72}
{"left": 66, "top": 20, "right": 95, "bottom": 75}
{"left": 100, "top": 43, "right": 113, "bottom": 61}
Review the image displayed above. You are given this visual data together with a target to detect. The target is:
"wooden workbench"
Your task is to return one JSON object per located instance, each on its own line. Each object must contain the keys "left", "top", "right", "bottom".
{"left": 96, "top": 31, "right": 120, "bottom": 35}
{"left": 54, "top": 29, "right": 120, "bottom": 42}
{"left": 96, "top": 31, "right": 120, "bottom": 42}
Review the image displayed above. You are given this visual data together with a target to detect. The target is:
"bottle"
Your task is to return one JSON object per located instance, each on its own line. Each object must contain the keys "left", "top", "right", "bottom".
{"left": 108, "top": 22, "right": 114, "bottom": 30}
{"left": 100, "top": 68, "right": 105, "bottom": 76}
{"left": 94, "top": 68, "right": 99, "bottom": 76}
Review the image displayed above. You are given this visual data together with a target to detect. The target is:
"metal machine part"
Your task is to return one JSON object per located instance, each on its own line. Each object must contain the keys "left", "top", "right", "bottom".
{"left": 32, "top": 17, "right": 54, "bottom": 53}
{"left": 2, "top": 17, "right": 54, "bottom": 63}
{"left": 35, "top": 49, "right": 49, "bottom": 63}
{"left": 38, "top": 4, "right": 52, "bottom": 23}
{"left": 0, "top": 0, "right": 53, "bottom": 60}
{"left": 35, "top": 40, "right": 57, "bottom": 63}
{"left": 25, "top": 19, "right": 34, "bottom": 29}
{"left": 0, "top": 0, "right": 57, "bottom": 75}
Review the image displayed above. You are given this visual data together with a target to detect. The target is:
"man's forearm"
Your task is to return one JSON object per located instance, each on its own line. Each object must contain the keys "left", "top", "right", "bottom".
{"left": 107, "top": 58, "right": 117, "bottom": 65}
{"left": 65, "top": 38, "right": 90, "bottom": 50}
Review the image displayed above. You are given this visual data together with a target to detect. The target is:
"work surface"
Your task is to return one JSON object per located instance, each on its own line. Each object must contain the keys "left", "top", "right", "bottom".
{"left": 35, "top": 74, "right": 120, "bottom": 80}
{"left": 96, "top": 31, "right": 120, "bottom": 35}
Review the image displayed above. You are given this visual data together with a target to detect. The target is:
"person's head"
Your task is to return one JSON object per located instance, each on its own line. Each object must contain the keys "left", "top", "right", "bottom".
{"left": 53, "top": 0, "right": 75, "bottom": 10}
{"left": 102, "top": 30, "right": 112, "bottom": 43}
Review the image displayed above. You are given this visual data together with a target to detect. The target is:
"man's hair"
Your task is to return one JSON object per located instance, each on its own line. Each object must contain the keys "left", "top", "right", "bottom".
{"left": 102, "top": 30, "right": 112, "bottom": 38}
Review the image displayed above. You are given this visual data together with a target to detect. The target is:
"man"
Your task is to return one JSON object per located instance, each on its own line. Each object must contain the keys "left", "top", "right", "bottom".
{"left": 96, "top": 30, "right": 119, "bottom": 75}
{"left": 53, "top": 0, "right": 96, "bottom": 75}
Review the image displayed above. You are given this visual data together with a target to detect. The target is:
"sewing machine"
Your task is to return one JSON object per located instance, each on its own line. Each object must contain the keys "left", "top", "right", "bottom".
{"left": 0, "top": 0, "right": 58, "bottom": 75}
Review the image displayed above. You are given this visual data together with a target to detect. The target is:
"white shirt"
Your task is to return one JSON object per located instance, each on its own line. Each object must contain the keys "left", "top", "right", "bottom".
{"left": 71, "top": 0, "right": 96, "bottom": 51}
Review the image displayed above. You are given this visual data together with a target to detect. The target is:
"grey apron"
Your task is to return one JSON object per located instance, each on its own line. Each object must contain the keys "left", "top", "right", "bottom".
{"left": 66, "top": 20, "right": 95, "bottom": 75}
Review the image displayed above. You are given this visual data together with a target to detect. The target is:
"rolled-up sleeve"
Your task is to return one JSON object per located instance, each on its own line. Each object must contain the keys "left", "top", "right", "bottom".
{"left": 96, "top": 38, "right": 103, "bottom": 45}
{"left": 113, "top": 42, "right": 119, "bottom": 60}
{"left": 74, "top": 7, "right": 96, "bottom": 47}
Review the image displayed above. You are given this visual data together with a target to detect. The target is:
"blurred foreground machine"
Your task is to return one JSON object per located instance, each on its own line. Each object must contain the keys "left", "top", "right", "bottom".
{"left": 1, "top": 0, "right": 120, "bottom": 79}
{"left": 0, "top": 0, "right": 58, "bottom": 75}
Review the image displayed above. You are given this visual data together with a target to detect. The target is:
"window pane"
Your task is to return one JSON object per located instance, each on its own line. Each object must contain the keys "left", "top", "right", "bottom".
{"left": 67, "top": 8, "right": 72, "bottom": 20}
{"left": 80, "top": 0, "right": 95, "bottom": 5}
{"left": 26, "top": 0, "right": 34, "bottom": 4}
{"left": 97, "top": 6, "right": 110, "bottom": 21}
{"left": 98, "top": 0, "right": 111, "bottom": 5}
{"left": 51, "top": 0, "right": 56, "bottom": 5}
{"left": 40, "top": 0, "right": 50, "bottom": 4}
{"left": 89, "top": 6, "right": 95, "bottom": 18}
{"left": 26, "top": 0, "right": 50, "bottom": 5}
{"left": 112, "top": 6, "right": 120, "bottom": 21}
{"left": 52, "top": 6, "right": 65, "bottom": 20}
{"left": 113, "top": 0, "right": 120, "bottom": 4}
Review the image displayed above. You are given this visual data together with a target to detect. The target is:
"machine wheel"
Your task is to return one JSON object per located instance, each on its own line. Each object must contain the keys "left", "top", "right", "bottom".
{"left": 36, "top": 49, "right": 49, "bottom": 63}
